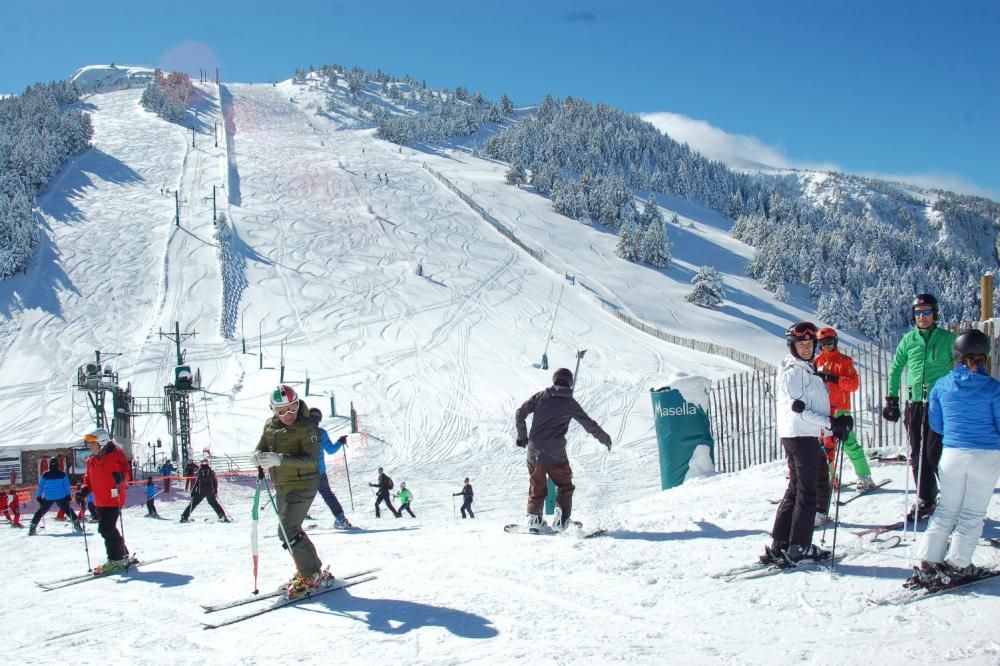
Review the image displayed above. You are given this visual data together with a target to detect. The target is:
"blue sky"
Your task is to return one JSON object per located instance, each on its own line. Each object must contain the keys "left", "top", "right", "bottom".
{"left": 2, "top": 0, "right": 997, "bottom": 198}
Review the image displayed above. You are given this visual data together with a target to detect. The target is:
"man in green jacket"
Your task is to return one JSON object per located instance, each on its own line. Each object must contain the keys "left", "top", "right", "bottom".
{"left": 252, "top": 384, "right": 327, "bottom": 598}
{"left": 882, "top": 294, "right": 956, "bottom": 521}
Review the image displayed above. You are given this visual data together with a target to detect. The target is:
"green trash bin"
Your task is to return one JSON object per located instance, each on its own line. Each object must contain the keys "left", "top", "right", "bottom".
{"left": 650, "top": 381, "right": 715, "bottom": 490}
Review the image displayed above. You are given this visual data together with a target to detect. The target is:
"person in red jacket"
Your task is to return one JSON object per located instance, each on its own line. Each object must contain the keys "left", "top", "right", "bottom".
{"left": 80, "top": 428, "right": 131, "bottom": 573}
{"left": 2, "top": 487, "right": 21, "bottom": 527}
{"left": 814, "top": 328, "right": 875, "bottom": 522}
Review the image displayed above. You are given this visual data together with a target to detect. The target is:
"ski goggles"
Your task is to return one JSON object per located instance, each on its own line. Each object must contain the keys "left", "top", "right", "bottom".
{"left": 274, "top": 401, "right": 299, "bottom": 417}
{"left": 913, "top": 308, "right": 934, "bottom": 317}
{"left": 819, "top": 339, "right": 837, "bottom": 347}
{"left": 788, "top": 322, "right": 818, "bottom": 340}
{"left": 83, "top": 434, "right": 101, "bottom": 444}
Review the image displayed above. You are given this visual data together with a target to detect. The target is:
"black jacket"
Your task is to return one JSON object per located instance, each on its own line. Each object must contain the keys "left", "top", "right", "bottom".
{"left": 515, "top": 385, "right": 610, "bottom": 464}
{"left": 192, "top": 466, "right": 218, "bottom": 496}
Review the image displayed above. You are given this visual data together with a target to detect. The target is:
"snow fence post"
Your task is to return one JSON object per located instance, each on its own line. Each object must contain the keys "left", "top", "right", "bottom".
{"left": 650, "top": 378, "right": 715, "bottom": 489}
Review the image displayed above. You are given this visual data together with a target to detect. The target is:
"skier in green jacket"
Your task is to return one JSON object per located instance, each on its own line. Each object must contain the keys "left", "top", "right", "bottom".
{"left": 394, "top": 482, "right": 415, "bottom": 518}
{"left": 882, "top": 294, "right": 956, "bottom": 521}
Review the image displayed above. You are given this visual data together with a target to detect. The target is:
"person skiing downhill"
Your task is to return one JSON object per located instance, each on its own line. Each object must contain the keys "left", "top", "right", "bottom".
{"left": 906, "top": 329, "right": 1000, "bottom": 589}
{"left": 180, "top": 460, "right": 229, "bottom": 522}
{"left": 79, "top": 428, "right": 131, "bottom": 573}
{"left": 251, "top": 385, "right": 331, "bottom": 599}
{"left": 515, "top": 367, "right": 611, "bottom": 530}
{"left": 762, "top": 322, "right": 853, "bottom": 566}
{"left": 813, "top": 327, "right": 875, "bottom": 523}
{"left": 454, "top": 478, "right": 474, "bottom": 519}
{"left": 395, "top": 482, "right": 415, "bottom": 518}
{"left": 144, "top": 477, "right": 160, "bottom": 517}
{"left": 369, "top": 468, "right": 400, "bottom": 518}
{"left": 307, "top": 408, "right": 353, "bottom": 528}
{"left": 883, "top": 294, "right": 956, "bottom": 521}
{"left": 29, "top": 457, "right": 83, "bottom": 534}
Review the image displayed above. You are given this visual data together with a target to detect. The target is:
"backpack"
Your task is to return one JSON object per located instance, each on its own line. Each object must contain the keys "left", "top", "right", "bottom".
{"left": 384, "top": 475, "right": 394, "bottom": 490}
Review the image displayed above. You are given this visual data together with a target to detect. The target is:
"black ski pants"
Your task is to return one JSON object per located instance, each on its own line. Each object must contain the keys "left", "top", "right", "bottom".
{"left": 316, "top": 474, "right": 345, "bottom": 518}
{"left": 399, "top": 502, "right": 415, "bottom": 517}
{"left": 904, "top": 401, "right": 942, "bottom": 506}
{"left": 375, "top": 490, "right": 399, "bottom": 518}
{"left": 460, "top": 498, "right": 474, "bottom": 519}
{"left": 96, "top": 506, "right": 127, "bottom": 560}
{"left": 31, "top": 498, "right": 76, "bottom": 526}
{"left": 182, "top": 492, "right": 226, "bottom": 520}
{"left": 772, "top": 437, "right": 822, "bottom": 549}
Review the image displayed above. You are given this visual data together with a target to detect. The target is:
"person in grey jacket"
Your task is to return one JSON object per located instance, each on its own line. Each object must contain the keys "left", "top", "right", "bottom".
{"left": 515, "top": 368, "right": 611, "bottom": 529}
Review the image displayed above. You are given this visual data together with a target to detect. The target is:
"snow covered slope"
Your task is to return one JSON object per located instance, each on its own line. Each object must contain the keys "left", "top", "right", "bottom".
{"left": 2, "top": 78, "right": 998, "bottom": 665}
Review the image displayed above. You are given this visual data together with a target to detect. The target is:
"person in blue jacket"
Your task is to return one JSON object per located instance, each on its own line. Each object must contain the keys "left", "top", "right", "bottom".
{"left": 907, "top": 329, "right": 1000, "bottom": 589}
{"left": 159, "top": 459, "right": 175, "bottom": 493}
{"left": 29, "top": 457, "right": 82, "bottom": 535}
{"left": 145, "top": 477, "right": 160, "bottom": 517}
{"left": 308, "top": 407, "right": 353, "bottom": 528}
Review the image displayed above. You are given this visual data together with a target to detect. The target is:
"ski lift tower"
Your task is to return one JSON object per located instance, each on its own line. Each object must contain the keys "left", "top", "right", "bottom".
{"left": 160, "top": 322, "right": 200, "bottom": 470}
{"left": 74, "top": 351, "right": 122, "bottom": 431}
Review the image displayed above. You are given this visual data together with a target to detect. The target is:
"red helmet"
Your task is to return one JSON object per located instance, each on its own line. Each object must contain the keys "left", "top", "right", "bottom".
{"left": 817, "top": 327, "right": 838, "bottom": 348}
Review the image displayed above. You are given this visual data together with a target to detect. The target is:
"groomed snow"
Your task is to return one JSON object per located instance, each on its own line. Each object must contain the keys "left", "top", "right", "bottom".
{"left": 1, "top": 79, "right": 997, "bottom": 664}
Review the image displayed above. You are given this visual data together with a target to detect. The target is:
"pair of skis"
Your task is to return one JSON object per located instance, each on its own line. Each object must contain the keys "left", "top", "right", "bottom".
{"left": 714, "top": 535, "right": 903, "bottom": 581}
{"left": 35, "top": 554, "right": 177, "bottom": 590}
{"left": 200, "top": 568, "right": 379, "bottom": 629}
{"left": 868, "top": 568, "right": 1000, "bottom": 606}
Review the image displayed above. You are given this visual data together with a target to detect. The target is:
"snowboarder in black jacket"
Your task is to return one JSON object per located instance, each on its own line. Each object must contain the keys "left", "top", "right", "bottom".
{"left": 515, "top": 368, "right": 611, "bottom": 529}
{"left": 453, "top": 477, "right": 474, "bottom": 518}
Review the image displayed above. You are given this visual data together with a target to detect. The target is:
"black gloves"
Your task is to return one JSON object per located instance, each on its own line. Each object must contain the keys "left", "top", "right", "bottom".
{"left": 516, "top": 439, "right": 527, "bottom": 448}
{"left": 337, "top": 435, "right": 348, "bottom": 446}
{"left": 815, "top": 371, "right": 839, "bottom": 384}
{"left": 790, "top": 399, "right": 805, "bottom": 413}
{"left": 36, "top": 497, "right": 42, "bottom": 504}
{"left": 830, "top": 414, "right": 854, "bottom": 442}
{"left": 882, "top": 396, "right": 901, "bottom": 423}
{"left": 601, "top": 437, "right": 612, "bottom": 451}
{"left": 112, "top": 472, "right": 125, "bottom": 485}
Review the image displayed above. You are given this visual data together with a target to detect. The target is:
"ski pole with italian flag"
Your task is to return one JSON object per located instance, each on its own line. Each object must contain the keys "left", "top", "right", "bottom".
{"left": 251, "top": 466, "right": 263, "bottom": 594}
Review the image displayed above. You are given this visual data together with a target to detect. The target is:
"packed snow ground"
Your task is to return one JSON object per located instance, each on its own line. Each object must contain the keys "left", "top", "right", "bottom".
{"left": 0, "top": 75, "right": 998, "bottom": 664}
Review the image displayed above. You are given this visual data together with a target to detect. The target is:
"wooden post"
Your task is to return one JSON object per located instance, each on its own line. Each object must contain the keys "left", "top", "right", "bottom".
{"left": 982, "top": 273, "right": 994, "bottom": 323}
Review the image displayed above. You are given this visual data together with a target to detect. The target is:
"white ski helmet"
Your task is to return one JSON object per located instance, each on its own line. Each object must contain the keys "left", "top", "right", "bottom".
{"left": 85, "top": 428, "right": 111, "bottom": 447}
{"left": 269, "top": 384, "right": 298, "bottom": 409}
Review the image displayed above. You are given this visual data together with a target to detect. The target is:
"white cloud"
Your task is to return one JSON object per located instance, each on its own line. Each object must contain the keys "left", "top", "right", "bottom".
{"left": 640, "top": 111, "right": 997, "bottom": 200}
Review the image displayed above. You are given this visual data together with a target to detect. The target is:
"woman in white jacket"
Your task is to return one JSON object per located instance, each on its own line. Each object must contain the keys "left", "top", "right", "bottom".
{"left": 762, "top": 322, "right": 853, "bottom": 565}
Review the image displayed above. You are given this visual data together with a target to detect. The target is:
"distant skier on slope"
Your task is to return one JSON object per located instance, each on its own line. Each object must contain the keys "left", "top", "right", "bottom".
{"left": 369, "top": 468, "right": 400, "bottom": 518}
{"left": 906, "top": 329, "right": 1000, "bottom": 589}
{"left": 454, "top": 477, "right": 474, "bottom": 519}
{"left": 180, "top": 460, "right": 230, "bottom": 523}
{"left": 28, "top": 457, "right": 83, "bottom": 535}
{"left": 394, "top": 482, "right": 415, "bottom": 518}
{"left": 144, "top": 477, "right": 160, "bottom": 517}
{"left": 308, "top": 407, "right": 353, "bottom": 528}
{"left": 251, "top": 385, "right": 332, "bottom": 599}
{"left": 515, "top": 367, "right": 611, "bottom": 530}
{"left": 761, "top": 323, "right": 853, "bottom": 567}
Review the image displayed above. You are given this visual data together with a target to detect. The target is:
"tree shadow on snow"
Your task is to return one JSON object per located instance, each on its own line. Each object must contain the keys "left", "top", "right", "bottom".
{"left": 0, "top": 213, "right": 74, "bottom": 319}
{"left": 303, "top": 591, "right": 498, "bottom": 638}
{"left": 604, "top": 520, "right": 762, "bottom": 542}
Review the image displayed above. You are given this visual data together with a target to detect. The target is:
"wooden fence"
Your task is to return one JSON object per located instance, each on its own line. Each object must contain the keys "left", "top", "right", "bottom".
{"left": 709, "top": 320, "right": 997, "bottom": 473}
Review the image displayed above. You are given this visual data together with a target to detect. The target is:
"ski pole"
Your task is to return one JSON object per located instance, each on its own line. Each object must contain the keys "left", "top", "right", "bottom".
{"left": 828, "top": 436, "right": 847, "bottom": 573}
{"left": 342, "top": 445, "right": 354, "bottom": 511}
{"left": 260, "top": 472, "right": 296, "bottom": 565}
{"left": 902, "top": 398, "right": 913, "bottom": 539}
{"left": 452, "top": 493, "right": 456, "bottom": 519}
{"left": 80, "top": 509, "right": 92, "bottom": 571}
{"left": 910, "top": 384, "right": 929, "bottom": 542}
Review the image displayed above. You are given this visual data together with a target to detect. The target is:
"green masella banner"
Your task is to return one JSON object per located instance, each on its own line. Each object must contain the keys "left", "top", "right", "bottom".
{"left": 650, "top": 386, "right": 715, "bottom": 489}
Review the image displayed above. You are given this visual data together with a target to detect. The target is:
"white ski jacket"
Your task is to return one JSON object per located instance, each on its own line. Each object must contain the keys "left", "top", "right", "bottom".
{"left": 777, "top": 354, "right": 832, "bottom": 439}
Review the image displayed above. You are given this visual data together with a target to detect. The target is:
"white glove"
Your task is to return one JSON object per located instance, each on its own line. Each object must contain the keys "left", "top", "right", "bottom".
{"left": 251, "top": 451, "right": 283, "bottom": 469}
